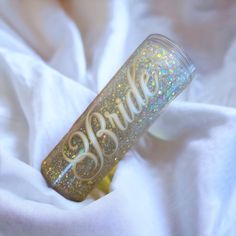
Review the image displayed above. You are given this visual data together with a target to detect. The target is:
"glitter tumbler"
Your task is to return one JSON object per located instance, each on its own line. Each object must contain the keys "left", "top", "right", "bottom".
{"left": 41, "top": 34, "right": 196, "bottom": 201}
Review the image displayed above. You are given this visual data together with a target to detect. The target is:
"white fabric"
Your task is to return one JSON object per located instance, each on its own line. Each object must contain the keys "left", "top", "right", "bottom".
{"left": 0, "top": 0, "right": 236, "bottom": 235}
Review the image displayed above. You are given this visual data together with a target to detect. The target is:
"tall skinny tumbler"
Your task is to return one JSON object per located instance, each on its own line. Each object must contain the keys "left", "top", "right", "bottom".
{"left": 41, "top": 34, "right": 196, "bottom": 201}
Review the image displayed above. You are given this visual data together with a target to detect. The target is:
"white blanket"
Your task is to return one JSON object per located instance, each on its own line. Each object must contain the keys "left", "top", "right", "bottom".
{"left": 0, "top": 0, "right": 236, "bottom": 235}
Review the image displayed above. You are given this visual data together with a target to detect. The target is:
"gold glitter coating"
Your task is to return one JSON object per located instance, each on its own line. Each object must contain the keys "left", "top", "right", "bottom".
{"left": 41, "top": 34, "right": 196, "bottom": 201}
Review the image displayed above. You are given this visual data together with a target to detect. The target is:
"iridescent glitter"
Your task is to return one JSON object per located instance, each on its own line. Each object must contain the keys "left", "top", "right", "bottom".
{"left": 41, "top": 34, "right": 196, "bottom": 201}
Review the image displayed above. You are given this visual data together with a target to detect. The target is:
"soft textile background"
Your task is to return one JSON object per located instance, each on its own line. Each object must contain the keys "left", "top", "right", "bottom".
{"left": 0, "top": 0, "right": 236, "bottom": 235}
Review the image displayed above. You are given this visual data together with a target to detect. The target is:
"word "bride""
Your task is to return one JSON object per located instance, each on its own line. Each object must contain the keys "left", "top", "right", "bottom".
{"left": 64, "top": 63, "right": 160, "bottom": 181}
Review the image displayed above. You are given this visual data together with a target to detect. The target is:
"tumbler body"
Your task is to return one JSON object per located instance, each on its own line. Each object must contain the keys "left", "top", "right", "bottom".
{"left": 41, "top": 34, "right": 195, "bottom": 201}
